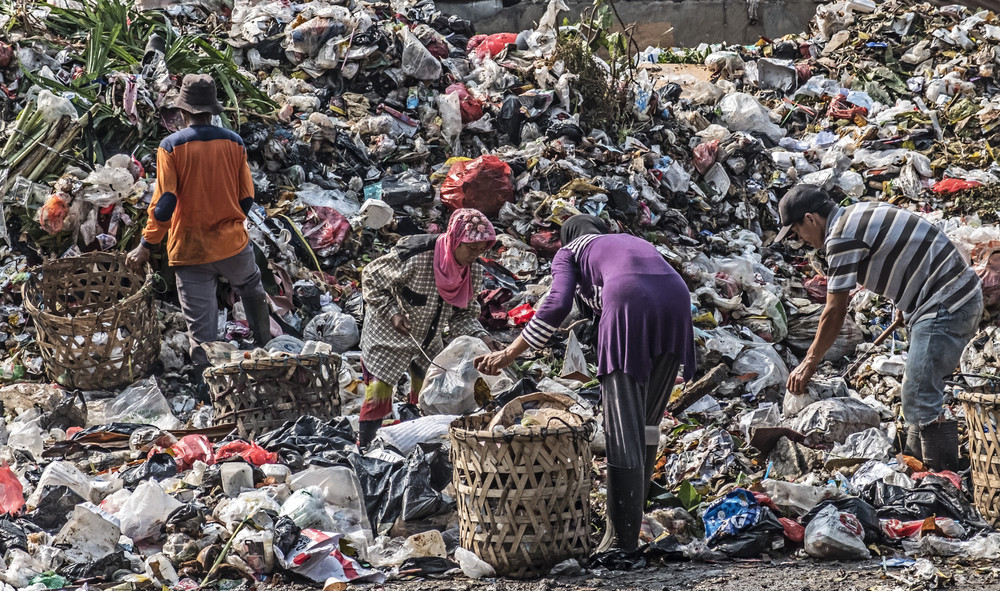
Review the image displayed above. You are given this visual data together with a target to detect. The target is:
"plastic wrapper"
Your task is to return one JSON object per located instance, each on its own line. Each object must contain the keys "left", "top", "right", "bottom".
{"left": 275, "top": 528, "right": 385, "bottom": 584}
{"left": 804, "top": 505, "right": 870, "bottom": 559}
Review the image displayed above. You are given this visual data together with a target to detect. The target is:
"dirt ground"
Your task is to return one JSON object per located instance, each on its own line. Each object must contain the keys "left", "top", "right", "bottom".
{"left": 313, "top": 557, "right": 1000, "bottom": 591}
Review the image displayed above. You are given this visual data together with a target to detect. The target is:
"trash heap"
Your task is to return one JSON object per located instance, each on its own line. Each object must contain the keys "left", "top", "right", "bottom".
{"left": 3, "top": 0, "right": 1000, "bottom": 585}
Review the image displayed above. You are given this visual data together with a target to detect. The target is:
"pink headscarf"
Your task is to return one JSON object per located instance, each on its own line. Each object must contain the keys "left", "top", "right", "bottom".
{"left": 433, "top": 208, "right": 496, "bottom": 308}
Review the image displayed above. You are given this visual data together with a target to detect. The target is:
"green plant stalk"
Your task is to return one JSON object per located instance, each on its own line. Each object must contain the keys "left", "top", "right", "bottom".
{"left": 2, "top": 110, "right": 46, "bottom": 163}
{"left": 4, "top": 124, "right": 49, "bottom": 171}
{"left": 27, "top": 107, "right": 96, "bottom": 182}
{"left": 4, "top": 116, "right": 70, "bottom": 193}
{"left": 1, "top": 101, "right": 38, "bottom": 159}
{"left": 200, "top": 516, "right": 249, "bottom": 587}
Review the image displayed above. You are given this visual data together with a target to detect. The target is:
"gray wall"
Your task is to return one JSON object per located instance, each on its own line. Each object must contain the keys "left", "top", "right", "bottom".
{"left": 444, "top": 0, "right": 821, "bottom": 48}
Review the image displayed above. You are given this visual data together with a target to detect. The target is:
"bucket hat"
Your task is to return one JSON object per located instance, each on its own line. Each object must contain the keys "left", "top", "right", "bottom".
{"left": 173, "top": 73, "right": 223, "bottom": 115}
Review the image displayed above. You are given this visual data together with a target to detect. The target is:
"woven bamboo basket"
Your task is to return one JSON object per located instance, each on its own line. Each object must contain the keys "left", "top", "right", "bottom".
{"left": 22, "top": 252, "right": 160, "bottom": 390}
{"left": 958, "top": 384, "right": 1000, "bottom": 526}
{"left": 205, "top": 353, "right": 341, "bottom": 439}
{"left": 450, "top": 411, "right": 594, "bottom": 579}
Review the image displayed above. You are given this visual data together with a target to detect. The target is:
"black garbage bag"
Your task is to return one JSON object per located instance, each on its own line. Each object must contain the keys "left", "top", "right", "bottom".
{"left": 349, "top": 452, "right": 405, "bottom": 535}
{"left": 256, "top": 415, "right": 356, "bottom": 457}
{"left": 24, "top": 486, "right": 85, "bottom": 531}
{"left": 122, "top": 453, "right": 177, "bottom": 488}
{"left": 273, "top": 516, "right": 301, "bottom": 555}
{"left": 381, "top": 170, "right": 432, "bottom": 207}
{"left": 71, "top": 423, "right": 145, "bottom": 439}
{"left": 166, "top": 503, "right": 207, "bottom": 536}
{"left": 711, "top": 506, "right": 785, "bottom": 559}
{"left": 402, "top": 444, "right": 455, "bottom": 522}
{"left": 59, "top": 550, "right": 133, "bottom": 580}
{"left": 802, "top": 497, "right": 881, "bottom": 544}
{"left": 588, "top": 547, "right": 647, "bottom": 570}
{"left": 644, "top": 534, "right": 688, "bottom": 562}
{"left": 39, "top": 392, "right": 87, "bottom": 431}
{"left": 861, "top": 479, "right": 991, "bottom": 532}
{"left": 0, "top": 515, "right": 28, "bottom": 554}
{"left": 398, "top": 556, "right": 459, "bottom": 577}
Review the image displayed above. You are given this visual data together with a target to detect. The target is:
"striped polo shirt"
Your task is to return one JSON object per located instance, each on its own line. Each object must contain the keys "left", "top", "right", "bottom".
{"left": 824, "top": 202, "right": 980, "bottom": 323}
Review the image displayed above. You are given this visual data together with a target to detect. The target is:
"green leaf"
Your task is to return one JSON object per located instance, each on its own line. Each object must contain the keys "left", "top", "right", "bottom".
{"left": 678, "top": 480, "right": 701, "bottom": 511}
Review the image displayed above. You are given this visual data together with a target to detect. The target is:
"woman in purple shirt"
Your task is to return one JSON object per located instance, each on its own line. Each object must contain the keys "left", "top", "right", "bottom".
{"left": 476, "top": 215, "right": 696, "bottom": 552}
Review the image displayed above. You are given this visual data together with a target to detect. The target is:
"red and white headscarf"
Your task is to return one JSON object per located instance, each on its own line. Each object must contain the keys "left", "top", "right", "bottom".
{"left": 433, "top": 208, "right": 496, "bottom": 308}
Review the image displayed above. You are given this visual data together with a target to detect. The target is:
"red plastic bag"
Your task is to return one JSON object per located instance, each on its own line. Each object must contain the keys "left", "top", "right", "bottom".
{"left": 780, "top": 517, "right": 804, "bottom": 544}
{"left": 693, "top": 140, "right": 719, "bottom": 175}
{"left": 932, "top": 178, "right": 981, "bottom": 194}
{"left": 445, "top": 83, "right": 484, "bottom": 124}
{"left": 440, "top": 155, "right": 513, "bottom": 217}
{"left": 215, "top": 440, "right": 278, "bottom": 466}
{"left": 508, "top": 303, "right": 535, "bottom": 326}
{"left": 466, "top": 33, "right": 518, "bottom": 59}
{"left": 0, "top": 463, "right": 24, "bottom": 515}
{"left": 804, "top": 275, "right": 828, "bottom": 303}
{"left": 38, "top": 193, "right": 69, "bottom": 234}
{"left": 171, "top": 434, "right": 215, "bottom": 471}
{"left": 912, "top": 470, "right": 962, "bottom": 490}
{"left": 529, "top": 230, "right": 561, "bottom": 257}
{"left": 304, "top": 206, "right": 350, "bottom": 251}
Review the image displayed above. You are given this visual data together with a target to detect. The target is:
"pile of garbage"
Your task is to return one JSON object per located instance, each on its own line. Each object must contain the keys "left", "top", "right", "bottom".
{"left": 3, "top": 0, "right": 1000, "bottom": 584}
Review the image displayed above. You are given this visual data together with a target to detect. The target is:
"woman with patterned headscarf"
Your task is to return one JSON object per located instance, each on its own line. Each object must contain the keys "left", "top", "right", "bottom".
{"left": 358, "top": 208, "right": 497, "bottom": 448}
{"left": 476, "top": 214, "right": 696, "bottom": 553}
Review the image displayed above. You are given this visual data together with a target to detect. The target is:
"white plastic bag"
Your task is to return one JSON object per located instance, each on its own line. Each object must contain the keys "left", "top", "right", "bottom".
{"left": 280, "top": 488, "right": 336, "bottom": 531}
{"left": 718, "top": 93, "right": 786, "bottom": 141}
{"left": 117, "top": 481, "right": 183, "bottom": 542}
{"left": 782, "top": 376, "right": 849, "bottom": 418}
{"left": 793, "top": 397, "right": 881, "bottom": 445}
{"left": 455, "top": 547, "right": 495, "bottom": 578}
{"left": 418, "top": 336, "right": 494, "bottom": 415}
{"left": 101, "top": 377, "right": 180, "bottom": 429}
{"left": 375, "top": 414, "right": 458, "bottom": 455}
{"left": 804, "top": 504, "right": 870, "bottom": 559}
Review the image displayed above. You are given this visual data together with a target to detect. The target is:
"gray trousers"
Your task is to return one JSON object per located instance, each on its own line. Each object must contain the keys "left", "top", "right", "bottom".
{"left": 600, "top": 352, "right": 681, "bottom": 469}
{"left": 174, "top": 244, "right": 267, "bottom": 366}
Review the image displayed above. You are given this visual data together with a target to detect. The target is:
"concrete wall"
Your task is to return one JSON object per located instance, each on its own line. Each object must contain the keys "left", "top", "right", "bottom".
{"left": 443, "top": 0, "right": 821, "bottom": 48}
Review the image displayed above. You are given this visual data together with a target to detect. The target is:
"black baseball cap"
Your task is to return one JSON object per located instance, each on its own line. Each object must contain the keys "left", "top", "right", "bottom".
{"left": 774, "top": 184, "right": 835, "bottom": 242}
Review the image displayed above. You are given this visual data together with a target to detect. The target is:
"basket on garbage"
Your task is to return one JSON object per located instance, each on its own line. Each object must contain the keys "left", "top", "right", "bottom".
{"left": 22, "top": 252, "right": 160, "bottom": 390}
{"left": 449, "top": 404, "right": 594, "bottom": 578}
{"left": 205, "top": 353, "right": 341, "bottom": 439}
{"left": 958, "top": 384, "right": 1000, "bottom": 527}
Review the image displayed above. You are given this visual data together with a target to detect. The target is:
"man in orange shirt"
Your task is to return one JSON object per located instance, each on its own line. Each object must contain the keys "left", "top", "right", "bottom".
{"left": 127, "top": 73, "right": 272, "bottom": 367}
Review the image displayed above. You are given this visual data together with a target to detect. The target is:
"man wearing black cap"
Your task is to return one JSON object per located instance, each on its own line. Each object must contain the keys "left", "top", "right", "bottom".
{"left": 127, "top": 73, "right": 272, "bottom": 370}
{"left": 776, "top": 184, "right": 982, "bottom": 471}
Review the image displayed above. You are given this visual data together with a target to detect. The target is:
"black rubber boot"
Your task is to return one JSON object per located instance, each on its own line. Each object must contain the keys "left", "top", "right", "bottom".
{"left": 604, "top": 465, "right": 645, "bottom": 552}
{"left": 920, "top": 420, "right": 960, "bottom": 472}
{"left": 243, "top": 295, "right": 273, "bottom": 347}
{"left": 904, "top": 425, "right": 922, "bottom": 461}
{"left": 358, "top": 420, "right": 380, "bottom": 450}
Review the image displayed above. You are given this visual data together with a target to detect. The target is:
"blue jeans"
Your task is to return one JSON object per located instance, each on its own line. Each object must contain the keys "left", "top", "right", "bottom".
{"left": 901, "top": 292, "right": 983, "bottom": 428}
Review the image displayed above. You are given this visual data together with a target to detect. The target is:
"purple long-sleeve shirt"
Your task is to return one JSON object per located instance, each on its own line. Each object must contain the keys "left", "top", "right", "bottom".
{"left": 522, "top": 233, "right": 696, "bottom": 382}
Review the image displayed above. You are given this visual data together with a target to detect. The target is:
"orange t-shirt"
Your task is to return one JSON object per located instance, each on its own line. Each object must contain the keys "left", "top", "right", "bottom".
{"left": 141, "top": 125, "right": 254, "bottom": 266}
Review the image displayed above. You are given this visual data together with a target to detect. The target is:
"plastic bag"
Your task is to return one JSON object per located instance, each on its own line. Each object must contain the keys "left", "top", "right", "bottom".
{"left": 440, "top": 155, "right": 513, "bottom": 217}
{"left": 399, "top": 27, "right": 441, "bottom": 81}
{"left": 560, "top": 330, "right": 590, "bottom": 382}
{"left": 27, "top": 461, "right": 97, "bottom": 508}
{"left": 0, "top": 464, "right": 23, "bottom": 516}
{"left": 830, "top": 427, "right": 894, "bottom": 462}
{"left": 418, "top": 335, "right": 495, "bottom": 415}
{"left": 718, "top": 93, "right": 786, "bottom": 141}
{"left": 215, "top": 440, "right": 279, "bottom": 466}
{"left": 303, "top": 206, "right": 350, "bottom": 252}
{"left": 439, "top": 92, "right": 463, "bottom": 153}
{"left": 732, "top": 344, "right": 788, "bottom": 396}
{"left": 376, "top": 414, "right": 458, "bottom": 456}
{"left": 288, "top": 465, "right": 372, "bottom": 547}
{"left": 455, "top": 546, "right": 495, "bottom": 578}
{"left": 101, "top": 377, "right": 181, "bottom": 430}
{"left": 171, "top": 435, "right": 214, "bottom": 472}
{"left": 275, "top": 528, "right": 385, "bottom": 584}
{"left": 803, "top": 504, "right": 869, "bottom": 559}
{"left": 304, "top": 310, "right": 359, "bottom": 353}
{"left": 761, "top": 479, "right": 846, "bottom": 518}
{"left": 703, "top": 488, "right": 762, "bottom": 544}
{"left": 782, "top": 376, "right": 849, "bottom": 418}
{"left": 466, "top": 33, "right": 518, "bottom": 59}
{"left": 444, "top": 83, "right": 484, "bottom": 124}
{"left": 280, "top": 488, "right": 335, "bottom": 531}
{"left": 793, "top": 398, "right": 881, "bottom": 446}
{"left": 401, "top": 444, "right": 454, "bottom": 521}
{"left": 117, "top": 481, "right": 183, "bottom": 542}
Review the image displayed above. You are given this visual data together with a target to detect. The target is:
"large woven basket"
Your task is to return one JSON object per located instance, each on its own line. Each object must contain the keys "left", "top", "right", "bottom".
{"left": 958, "top": 384, "right": 1000, "bottom": 526}
{"left": 205, "top": 353, "right": 341, "bottom": 439}
{"left": 450, "top": 411, "right": 594, "bottom": 578}
{"left": 22, "top": 252, "right": 160, "bottom": 390}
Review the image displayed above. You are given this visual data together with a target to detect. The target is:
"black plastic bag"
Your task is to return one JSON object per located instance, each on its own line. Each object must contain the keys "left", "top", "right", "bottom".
{"left": 59, "top": 550, "right": 132, "bottom": 580}
{"left": 256, "top": 415, "right": 356, "bottom": 458}
{"left": 273, "top": 516, "right": 301, "bottom": 555}
{"left": 398, "top": 556, "right": 459, "bottom": 576}
{"left": 24, "top": 486, "right": 84, "bottom": 531}
{"left": 861, "top": 479, "right": 991, "bottom": 532}
{"left": 39, "top": 392, "right": 87, "bottom": 431}
{"left": 381, "top": 170, "right": 432, "bottom": 207}
{"left": 711, "top": 506, "right": 784, "bottom": 558}
{"left": 0, "top": 515, "right": 27, "bottom": 554}
{"left": 644, "top": 534, "right": 688, "bottom": 562}
{"left": 349, "top": 452, "right": 405, "bottom": 535}
{"left": 802, "top": 497, "right": 881, "bottom": 544}
{"left": 402, "top": 444, "right": 455, "bottom": 521}
{"left": 122, "top": 453, "right": 177, "bottom": 488}
{"left": 165, "top": 503, "right": 207, "bottom": 536}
